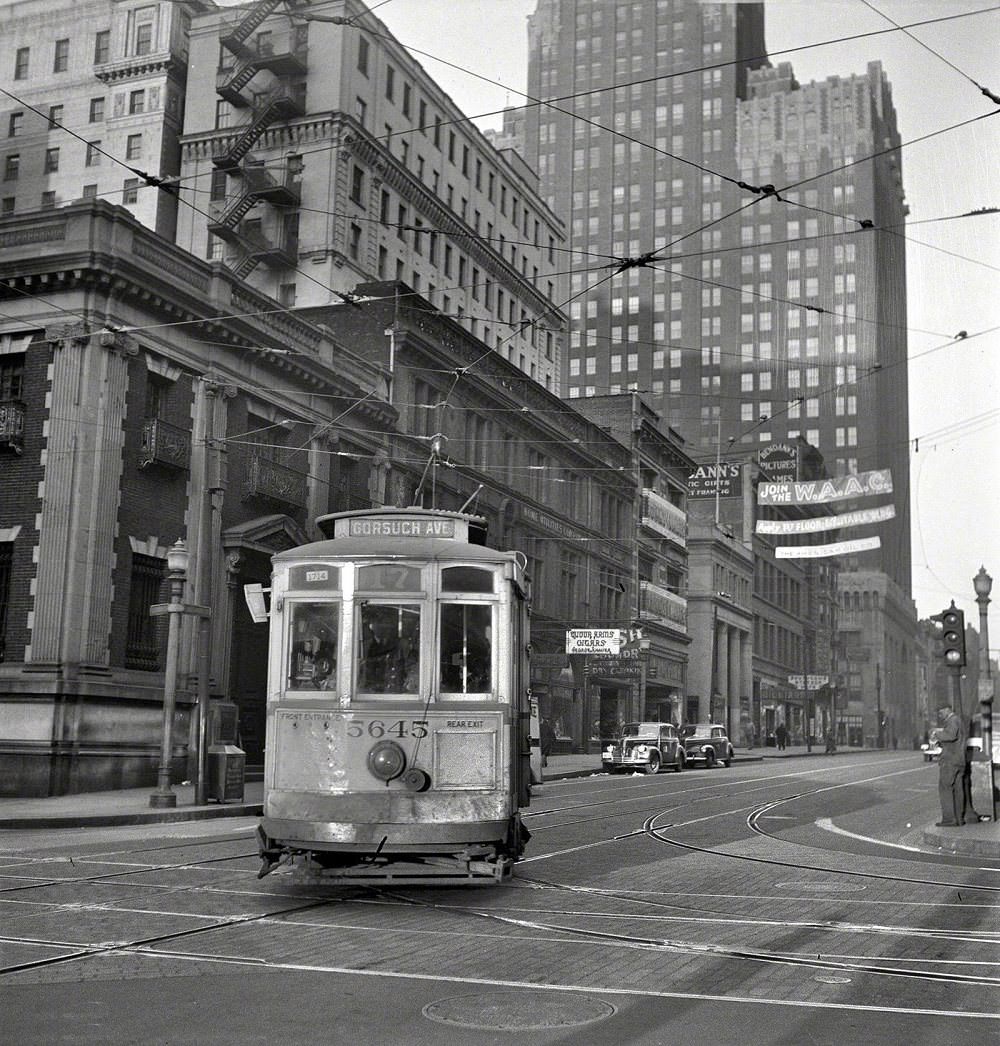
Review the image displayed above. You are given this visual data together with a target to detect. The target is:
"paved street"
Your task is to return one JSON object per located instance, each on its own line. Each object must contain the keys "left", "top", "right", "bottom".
{"left": 2, "top": 751, "right": 999, "bottom": 1045}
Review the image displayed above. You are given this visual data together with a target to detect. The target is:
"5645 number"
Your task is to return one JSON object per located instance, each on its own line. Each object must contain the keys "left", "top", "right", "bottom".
{"left": 346, "top": 719, "right": 428, "bottom": 739}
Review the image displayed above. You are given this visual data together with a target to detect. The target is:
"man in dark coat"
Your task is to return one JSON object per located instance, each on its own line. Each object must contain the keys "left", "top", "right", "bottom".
{"left": 933, "top": 704, "right": 966, "bottom": 827}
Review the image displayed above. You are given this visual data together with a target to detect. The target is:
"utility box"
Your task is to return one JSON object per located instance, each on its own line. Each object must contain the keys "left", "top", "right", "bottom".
{"left": 207, "top": 744, "right": 245, "bottom": 803}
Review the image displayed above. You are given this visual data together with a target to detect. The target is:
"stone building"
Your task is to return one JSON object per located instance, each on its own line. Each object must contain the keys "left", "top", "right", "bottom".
{"left": 0, "top": 200, "right": 391, "bottom": 795}
{"left": 175, "top": 0, "right": 566, "bottom": 389}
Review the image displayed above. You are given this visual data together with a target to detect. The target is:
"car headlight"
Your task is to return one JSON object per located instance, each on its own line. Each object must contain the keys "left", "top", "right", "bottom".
{"left": 603, "top": 745, "right": 614, "bottom": 755}
{"left": 636, "top": 744, "right": 648, "bottom": 754}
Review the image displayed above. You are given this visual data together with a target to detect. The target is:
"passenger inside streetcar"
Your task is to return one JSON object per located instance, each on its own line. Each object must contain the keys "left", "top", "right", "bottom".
{"left": 288, "top": 603, "right": 339, "bottom": 690}
{"left": 359, "top": 604, "right": 420, "bottom": 692}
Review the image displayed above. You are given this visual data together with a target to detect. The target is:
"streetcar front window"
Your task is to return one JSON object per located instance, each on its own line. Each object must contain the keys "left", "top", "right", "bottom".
{"left": 358, "top": 603, "right": 421, "bottom": 694}
{"left": 439, "top": 603, "right": 492, "bottom": 693}
{"left": 288, "top": 603, "right": 340, "bottom": 690}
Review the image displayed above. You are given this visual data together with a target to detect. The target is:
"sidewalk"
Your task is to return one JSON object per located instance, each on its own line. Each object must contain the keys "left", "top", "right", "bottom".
{"left": 1, "top": 750, "right": 996, "bottom": 860}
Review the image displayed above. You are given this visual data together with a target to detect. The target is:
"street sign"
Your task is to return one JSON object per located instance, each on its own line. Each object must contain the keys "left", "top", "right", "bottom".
{"left": 566, "top": 629, "right": 622, "bottom": 654}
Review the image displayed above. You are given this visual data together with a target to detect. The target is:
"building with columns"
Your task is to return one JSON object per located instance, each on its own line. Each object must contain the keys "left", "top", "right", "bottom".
{"left": 0, "top": 200, "right": 391, "bottom": 795}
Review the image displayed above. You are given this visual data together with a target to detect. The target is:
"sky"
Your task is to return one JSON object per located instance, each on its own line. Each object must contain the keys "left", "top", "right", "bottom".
{"left": 220, "top": 0, "right": 999, "bottom": 628}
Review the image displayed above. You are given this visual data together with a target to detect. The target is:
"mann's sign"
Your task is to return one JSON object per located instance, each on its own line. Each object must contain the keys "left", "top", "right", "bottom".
{"left": 687, "top": 462, "right": 742, "bottom": 499}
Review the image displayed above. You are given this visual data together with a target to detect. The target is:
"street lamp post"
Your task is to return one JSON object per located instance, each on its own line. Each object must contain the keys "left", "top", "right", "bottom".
{"left": 150, "top": 540, "right": 189, "bottom": 809}
{"left": 973, "top": 566, "right": 995, "bottom": 822}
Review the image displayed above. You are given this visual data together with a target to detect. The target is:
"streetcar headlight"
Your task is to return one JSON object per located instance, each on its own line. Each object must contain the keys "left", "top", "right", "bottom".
{"left": 368, "top": 740, "right": 407, "bottom": 781}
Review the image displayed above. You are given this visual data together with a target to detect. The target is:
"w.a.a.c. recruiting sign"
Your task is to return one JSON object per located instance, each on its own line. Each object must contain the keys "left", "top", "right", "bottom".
{"left": 687, "top": 462, "right": 742, "bottom": 499}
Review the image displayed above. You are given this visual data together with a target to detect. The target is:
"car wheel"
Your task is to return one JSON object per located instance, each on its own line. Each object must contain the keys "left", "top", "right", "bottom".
{"left": 723, "top": 747, "right": 732, "bottom": 768}
{"left": 673, "top": 752, "right": 685, "bottom": 772}
{"left": 704, "top": 749, "right": 716, "bottom": 769}
{"left": 644, "top": 752, "right": 661, "bottom": 775}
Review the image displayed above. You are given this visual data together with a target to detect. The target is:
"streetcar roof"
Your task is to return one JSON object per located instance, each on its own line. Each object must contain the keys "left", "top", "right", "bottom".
{"left": 273, "top": 536, "right": 517, "bottom": 563}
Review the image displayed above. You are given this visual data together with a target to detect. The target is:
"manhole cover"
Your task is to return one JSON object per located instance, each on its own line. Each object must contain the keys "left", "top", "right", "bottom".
{"left": 423, "top": 991, "right": 616, "bottom": 1031}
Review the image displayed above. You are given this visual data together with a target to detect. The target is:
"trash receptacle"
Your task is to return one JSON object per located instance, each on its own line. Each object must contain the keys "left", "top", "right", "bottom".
{"left": 207, "top": 744, "right": 245, "bottom": 803}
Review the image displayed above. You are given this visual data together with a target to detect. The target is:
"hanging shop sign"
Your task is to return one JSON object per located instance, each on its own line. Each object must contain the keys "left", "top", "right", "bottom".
{"left": 775, "top": 536, "right": 881, "bottom": 559}
{"left": 687, "top": 462, "right": 742, "bottom": 499}
{"left": 788, "top": 674, "right": 830, "bottom": 690}
{"left": 757, "top": 468, "right": 893, "bottom": 506}
{"left": 566, "top": 629, "right": 623, "bottom": 654}
{"left": 758, "top": 442, "right": 799, "bottom": 482}
{"left": 755, "top": 504, "right": 895, "bottom": 535}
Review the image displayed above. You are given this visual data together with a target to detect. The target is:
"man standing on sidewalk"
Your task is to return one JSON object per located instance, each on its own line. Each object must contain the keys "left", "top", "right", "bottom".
{"left": 933, "top": 704, "right": 966, "bottom": 827}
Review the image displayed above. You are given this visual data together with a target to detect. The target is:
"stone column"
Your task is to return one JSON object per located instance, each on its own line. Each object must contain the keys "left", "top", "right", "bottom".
{"left": 728, "top": 626, "right": 741, "bottom": 739}
{"left": 715, "top": 621, "right": 729, "bottom": 723}
{"left": 31, "top": 326, "right": 137, "bottom": 670}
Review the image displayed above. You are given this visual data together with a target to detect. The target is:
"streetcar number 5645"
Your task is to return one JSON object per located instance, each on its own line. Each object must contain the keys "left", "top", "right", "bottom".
{"left": 346, "top": 720, "right": 428, "bottom": 739}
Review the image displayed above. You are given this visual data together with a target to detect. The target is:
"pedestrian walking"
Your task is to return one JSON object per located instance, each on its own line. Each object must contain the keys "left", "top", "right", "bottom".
{"left": 775, "top": 722, "right": 788, "bottom": 751}
{"left": 540, "top": 718, "right": 556, "bottom": 768}
{"left": 932, "top": 705, "right": 966, "bottom": 827}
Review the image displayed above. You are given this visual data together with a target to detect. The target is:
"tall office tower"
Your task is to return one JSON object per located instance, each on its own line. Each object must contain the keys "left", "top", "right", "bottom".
{"left": 524, "top": 1, "right": 910, "bottom": 594}
{"left": 0, "top": 0, "right": 202, "bottom": 238}
{"left": 175, "top": 0, "right": 565, "bottom": 390}
{"left": 737, "top": 60, "right": 910, "bottom": 592}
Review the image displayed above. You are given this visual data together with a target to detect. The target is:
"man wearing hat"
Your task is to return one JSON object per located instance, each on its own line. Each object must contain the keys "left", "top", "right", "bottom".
{"left": 932, "top": 704, "right": 966, "bottom": 827}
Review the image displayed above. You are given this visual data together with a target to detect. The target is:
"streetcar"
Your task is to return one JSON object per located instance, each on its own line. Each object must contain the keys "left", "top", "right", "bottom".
{"left": 253, "top": 507, "right": 534, "bottom": 884}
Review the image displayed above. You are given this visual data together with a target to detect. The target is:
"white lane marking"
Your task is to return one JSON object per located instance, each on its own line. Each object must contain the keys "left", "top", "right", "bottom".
{"left": 91, "top": 948, "right": 1000, "bottom": 1021}
{"left": 815, "top": 817, "right": 941, "bottom": 855}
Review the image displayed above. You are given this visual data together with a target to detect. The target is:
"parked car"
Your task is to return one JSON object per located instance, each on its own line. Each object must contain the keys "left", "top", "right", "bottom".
{"left": 680, "top": 723, "right": 734, "bottom": 768}
{"left": 603, "top": 722, "right": 685, "bottom": 774}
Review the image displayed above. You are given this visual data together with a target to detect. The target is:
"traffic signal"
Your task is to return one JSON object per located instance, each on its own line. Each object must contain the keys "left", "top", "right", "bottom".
{"left": 934, "top": 604, "right": 966, "bottom": 667}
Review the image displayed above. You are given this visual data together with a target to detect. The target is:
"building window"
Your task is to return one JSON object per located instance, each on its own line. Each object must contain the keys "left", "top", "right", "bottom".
{"left": 350, "top": 164, "right": 364, "bottom": 205}
{"left": 215, "top": 99, "right": 231, "bottom": 129}
{"left": 349, "top": 222, "right": 362, "bottom": 260}
{"left": 93, "top": 30, "right": 110, "bottom": 65}
{"left": 385, "top": 64, "right": 395, "bottom": 101}
{"left": 14, "top": 47, "right": 29, "bottom": 81}
{"left": 44, "top": 147, "right": 59, "bottom": 173}
{"left": 355, "top": 96, "right": 367, "bottom": 126}
{"left": 48, "top": 104, "right": 63, "bottom": 128}
{"left": 89, "top": 97, "right": 104, "bottom": 123}
{"left": 134, "top": 9, "right": 155, "bottom": 56}
{"left": 279, "top": 282, "right": 296, "bottom": 306}
{"left": 86, "top": 141, "right": 101, "bottom": 166}
{"left": 4, "top": 155, "right": 20, "bottom": 181}
{"left": 129, "top": 89, "right": 145, "bottom": 115}
{"left": 2, "top": 197, "right": 15, "bottom": 215}
{"left": 8, "top": 113, "right": 23, "bottom": 138}
{"left": 125, "top": 553, "right": 165, "bottom": 671}
{"left": 357, "top": 35, "right": 369, "bottom": 75}
{"left": 210, "top": 169, "right": 227, "bottom": 201}
{"left": 40, "top": 190, "right": 55, "bottom": 209}
{"left": 122, "top": 177, "right": 140, "bottom": 204}
{"left": 53, "top": 39, "right": 70, "bottom": 73}
{"left": 125, "top": 134, "right": 142, "bottom": 160}
{"left": 81, "top": 184, "right": 97, "bottom": 200}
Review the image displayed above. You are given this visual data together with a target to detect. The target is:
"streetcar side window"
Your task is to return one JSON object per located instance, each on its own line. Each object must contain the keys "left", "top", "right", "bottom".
{"left": 439, "top": 603, "right": 492, "bottom": 693}
{"left": 288, "top": 603, "right": 340, "bottom": 690}
{"left": 358, "top": 603, "right": 420, "bottom": 694}
{"left": 441, "top": 566, "right": 494, "bottom": 593}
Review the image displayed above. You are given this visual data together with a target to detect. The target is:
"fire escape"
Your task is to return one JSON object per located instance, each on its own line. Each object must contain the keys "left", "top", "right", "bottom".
{"left": 208, "top": 0, "right": 307, "bottom": 279}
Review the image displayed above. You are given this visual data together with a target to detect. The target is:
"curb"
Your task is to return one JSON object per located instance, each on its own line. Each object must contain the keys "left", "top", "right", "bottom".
{"left": 920, "top": 825, "right": 1000, "bottom": 859}
{"left": 0, "top": 803, "right": 263, "bottom": 831}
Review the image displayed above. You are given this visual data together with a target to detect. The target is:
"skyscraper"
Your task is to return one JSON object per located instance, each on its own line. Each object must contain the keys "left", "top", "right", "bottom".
{"left": 523, "top": 0, "right": 909, "bottom": 596}
{"left": 522, "top": 0, "right": 915, "bottom": 745}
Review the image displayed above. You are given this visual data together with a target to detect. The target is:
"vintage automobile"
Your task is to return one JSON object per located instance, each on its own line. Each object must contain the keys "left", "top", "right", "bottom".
{"left": 680, "top": 723, "right": 734, "bottom": 768}
{"left": 602, "top": 722, "right": 685, "bottom": 774}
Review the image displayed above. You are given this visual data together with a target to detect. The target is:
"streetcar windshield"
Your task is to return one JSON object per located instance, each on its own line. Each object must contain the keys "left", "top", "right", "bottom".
{"left": 288, "top": 602, "right": 340, "bottom": 690}
{"left": 357, "top": 602, "right": 421, "bottom": 694}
